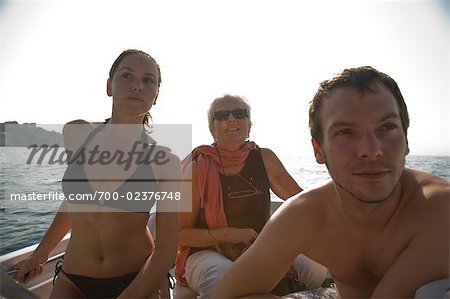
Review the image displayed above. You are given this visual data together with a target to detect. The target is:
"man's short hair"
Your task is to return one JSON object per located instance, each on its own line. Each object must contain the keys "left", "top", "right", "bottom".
{"left": 309, "top": 66, "right": 409, "bottom": 145}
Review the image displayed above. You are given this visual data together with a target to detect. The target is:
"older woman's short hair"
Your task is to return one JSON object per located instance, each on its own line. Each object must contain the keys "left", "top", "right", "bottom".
{"left": 207, "top": 94, "right": 252, "bottom": 137}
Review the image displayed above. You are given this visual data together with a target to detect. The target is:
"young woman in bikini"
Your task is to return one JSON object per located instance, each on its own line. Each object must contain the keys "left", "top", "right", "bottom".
{"left": 15, "top": 49, "right": 180, "bottom": 298}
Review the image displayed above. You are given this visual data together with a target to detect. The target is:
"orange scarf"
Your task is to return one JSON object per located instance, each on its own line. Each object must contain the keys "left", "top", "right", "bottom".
{"left": 175, "top": 141, "right": 257, "bottom": 287}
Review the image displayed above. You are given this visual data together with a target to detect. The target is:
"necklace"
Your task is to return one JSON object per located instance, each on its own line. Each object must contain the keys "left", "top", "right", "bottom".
{"left": 225, "top": 173, "right": 260, "bottom": 199}
{"left": 216, "top": 146, "right": 261, "bottom": 199}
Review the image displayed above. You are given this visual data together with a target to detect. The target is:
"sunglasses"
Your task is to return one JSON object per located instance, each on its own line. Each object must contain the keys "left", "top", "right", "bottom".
{"left": 213, "top": 108, "right": 249, "bottom": 121}
{"left": 227, "top": 174, "right": 263, "bottom": 199}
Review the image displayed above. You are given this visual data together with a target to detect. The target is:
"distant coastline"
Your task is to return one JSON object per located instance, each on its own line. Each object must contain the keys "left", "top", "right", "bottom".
{"left": 0, "top": 121, "right": 63, "bottom": 147}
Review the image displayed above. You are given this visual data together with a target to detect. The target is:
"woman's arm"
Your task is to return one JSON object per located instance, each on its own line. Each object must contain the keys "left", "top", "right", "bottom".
{"left": 178, "top": 162, "right": 257, "bottom": 248}
{"left": 119, "top": 211, "right": 179, "bottom": 298}
{"left": 117, "top": 152, "right": 181, "bottom": 297}
{"left": 14, "top": 202, "right": 71, "bottom": 282}
{"left": 14, "top": 120, "right": 81, "bottom": 282}
{"left": 14, "top": 121, "right": 82, "bottom": 283}
{"left": 260, "top": 148, "right": 302, "bottom": 200}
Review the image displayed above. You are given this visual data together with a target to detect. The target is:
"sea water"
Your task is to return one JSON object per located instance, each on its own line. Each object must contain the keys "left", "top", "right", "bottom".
{"left": 0, "top": 148, "right": 449, "bottom": 255}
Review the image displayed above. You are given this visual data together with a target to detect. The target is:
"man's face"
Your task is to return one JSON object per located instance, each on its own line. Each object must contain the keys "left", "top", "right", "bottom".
{"left": 312, "top": 83, "right": 409, "bottom": 204}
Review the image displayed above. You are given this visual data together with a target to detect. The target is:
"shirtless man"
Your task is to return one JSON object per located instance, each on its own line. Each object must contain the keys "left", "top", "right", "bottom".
{"left": 215, "top": 66, "right": 449, "bottom": 298}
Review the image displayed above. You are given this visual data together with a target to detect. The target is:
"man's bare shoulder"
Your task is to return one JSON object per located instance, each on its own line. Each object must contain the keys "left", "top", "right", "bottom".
{"left": 294, "top": 180, "right": 336, "bottom": 206}
{"left": 406, "top": 168, "right": 450, "bottom": 185}
{"left": 401, "top": 169, "right": 449, "bottom": 238}
{"left": 272, "top": 181, "right": 336, "bottom": 226}
{"left": 385, "top": 169, "right": 450, "bottom": 291}
{"left": 404, "top": 168, "right": 450, "bottom": 203}
{"left": 265, "top": 181, "right": 337, "bottom": 255}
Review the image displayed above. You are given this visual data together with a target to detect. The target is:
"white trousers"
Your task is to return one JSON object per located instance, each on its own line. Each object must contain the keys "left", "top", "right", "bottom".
{"left": 176, "top": 250, "right": 328, "bottom": 299}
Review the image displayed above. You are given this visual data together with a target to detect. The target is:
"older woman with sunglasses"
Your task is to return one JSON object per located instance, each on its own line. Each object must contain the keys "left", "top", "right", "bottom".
{"left": 174, "top": 95, "right": 328, "bottom": 298}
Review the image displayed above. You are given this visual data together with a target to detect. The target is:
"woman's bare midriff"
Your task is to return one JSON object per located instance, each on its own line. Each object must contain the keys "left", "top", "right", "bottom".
{"left": 62, "top": 212, "right": 154, "bottom": 277}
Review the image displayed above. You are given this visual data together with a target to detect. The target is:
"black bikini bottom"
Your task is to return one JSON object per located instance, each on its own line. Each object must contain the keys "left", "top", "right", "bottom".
{"left": 59, "top": 267, "right": 137, "bottom": 298}
{"left": 54, "top": 260, "right": 175, "bottom": 298}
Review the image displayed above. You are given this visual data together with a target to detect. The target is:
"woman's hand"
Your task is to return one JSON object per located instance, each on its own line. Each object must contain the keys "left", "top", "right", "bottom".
{"left": 212, "top": 227, "right": 258, "bottom": 246}
{"left": 13, "top": 253, "right": 48, "bottom": 283}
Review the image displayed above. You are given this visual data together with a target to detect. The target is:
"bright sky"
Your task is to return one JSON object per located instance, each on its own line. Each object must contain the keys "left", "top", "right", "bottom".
{"left": 1, "top": 0, "right": 449, "bottom": 157}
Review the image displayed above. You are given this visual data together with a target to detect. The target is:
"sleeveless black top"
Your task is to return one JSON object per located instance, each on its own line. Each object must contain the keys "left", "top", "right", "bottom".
{"left": 62, "top": 125, "right": 158, "bottom": 212}
{"left": 190, "top": 148, "right": 271, "bottom": 254}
